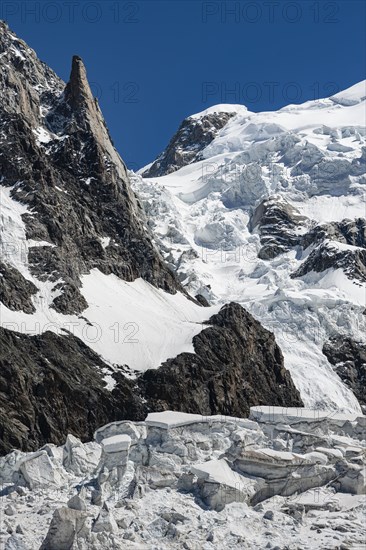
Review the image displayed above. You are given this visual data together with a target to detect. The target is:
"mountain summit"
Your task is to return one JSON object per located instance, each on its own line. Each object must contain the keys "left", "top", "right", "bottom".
{"left": 135, "top": 80, "right": 366, "bottom": 414}
{"left": 0, "top": 23, "right": 302, "bottom": 454}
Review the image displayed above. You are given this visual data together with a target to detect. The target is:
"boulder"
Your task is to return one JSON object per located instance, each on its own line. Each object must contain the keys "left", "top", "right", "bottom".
{"left": 63, "top": 435, "right": 101, "bottom": 476}
{"left": 92, "top": 503, "right": 118, "bottom": 534}
{"left": 40, "top": 506, "right": 87, "bottom": 550}
{"left": 18, "top": 451, "right": 63, "bottom": 489}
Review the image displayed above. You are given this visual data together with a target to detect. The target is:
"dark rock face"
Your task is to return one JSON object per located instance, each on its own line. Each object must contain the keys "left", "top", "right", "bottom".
{"left": 251, "top": 194, "right": 366, "bottom": 282}
{"left": 250, "top": 197, "right": 306, "bottom": 260}
{"left": 0, "top": 303, "right": 303, "bottom": 455}
{"left": 323, "top": 336, "right": 366, "bottom": 411}
{"left": 141, "top": 303, "right": 303, "bottom": 417}
{"left": 142, "top": 111, "right": 236, "bottom": 177}
{"left": 0, "top": 25, "right": 181, "bottom": 315}
{"left": 0, "top": 262, "right": 38, "bottom": 314}
{"left": 296, "top": 218, "right": 366, "bottom": 282}
{"left": 292, "top": 241, "right": 366, "bottom": 282}
{"left": 0, "top": 326, "right": 143, "bottom": 455}
{"left": 195, "top": 294, "right": 210, "bottom": 307}
{"left": 302, "top": 218, "right": 366, "bottom": 250}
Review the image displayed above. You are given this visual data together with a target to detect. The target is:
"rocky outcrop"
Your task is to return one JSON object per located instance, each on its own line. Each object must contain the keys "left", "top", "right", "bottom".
{"left": 292, "top": 240, "right": 366, "bottom": 282}
{"left": 141, "top": 302, "right": 303, "bottom": 416}
{"left": 0, "top": 23, "right": 181, "bottom": 315}
{"left": 142, "top": 111, "right": 237, "bottom": 177}
{"left": 0, "top": 326, "right": 143, "bottom": 455}
{"left": 0, "top": 302, "right": 302, "bottom": 455}
{"left": 302, "top": 218, "right": 366, "bottom": 249}
{"left": 323, "top": 336, "right": 366, "bottom": 411}
{"left": 0, "top": 262, "right": 38, "bottom": 314}
{"left": 250, "top": 196, "right": 307, "bottom": 259}
{"left": 250, "top": 195, "right": 366, "bottom": 282}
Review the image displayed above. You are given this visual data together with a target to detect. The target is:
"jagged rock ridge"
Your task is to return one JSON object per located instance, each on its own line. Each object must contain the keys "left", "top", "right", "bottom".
{"left": 0, "top": 22, "right": 180, "bottom": 316}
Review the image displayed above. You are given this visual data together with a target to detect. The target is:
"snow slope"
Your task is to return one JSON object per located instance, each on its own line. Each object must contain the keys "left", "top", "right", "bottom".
{"left": 0, "top": 186, "right": 217, "bottom": 373}
{"left": 133, "top": 81, "right": 366, "bottom": 413}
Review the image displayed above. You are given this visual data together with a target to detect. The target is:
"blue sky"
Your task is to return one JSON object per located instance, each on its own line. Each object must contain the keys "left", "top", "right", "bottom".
{"left": 3, "top": 0, "right": 365, "bottom": 169}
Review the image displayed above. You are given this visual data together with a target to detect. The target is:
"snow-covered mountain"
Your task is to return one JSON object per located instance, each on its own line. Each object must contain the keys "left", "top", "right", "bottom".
{"left": 0, "top": 22, "right": 365, "bottom": 550}
{"left": 133, "top": 81, "right": 366, "bottom": 414}
{"left": 0, "top": 22, "right": 303, "bottom": 455}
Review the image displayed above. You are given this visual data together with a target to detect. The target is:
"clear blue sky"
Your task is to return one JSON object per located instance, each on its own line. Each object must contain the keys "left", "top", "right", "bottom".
{"left": 3, "top": 0, "right": 365, "bottom": 169}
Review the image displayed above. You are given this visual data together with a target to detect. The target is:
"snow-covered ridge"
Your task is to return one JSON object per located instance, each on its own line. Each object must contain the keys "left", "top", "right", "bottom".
{"left": 135, "top": 80, "right": 366, "bottom": 413}
{"left": 330, "top": 80, "right": 366, "bottom": 106}
{"left": 1, "top": 408, "right": 365, "bottom": 549}
{"left": 188, "top": 103, "right": 248, "bottom": 119}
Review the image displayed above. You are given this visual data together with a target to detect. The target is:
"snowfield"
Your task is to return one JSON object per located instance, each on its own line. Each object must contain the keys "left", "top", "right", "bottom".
{"left": 0, "top": 185, "right": 218, "bottom": 373}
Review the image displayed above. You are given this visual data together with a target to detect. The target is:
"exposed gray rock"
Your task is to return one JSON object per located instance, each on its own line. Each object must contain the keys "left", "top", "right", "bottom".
{"left": 0, "top": 300, "right": 302, "bottom": 455}
{"left": 40, "top": 506, "right": 87, "bottom": 550}
{"left": 0, "top": 262, "right": 38, "bottom": 314}
{"left": 250, "top": 196, "right": 307, "bottom": 259}
{"left": 323, "top": 336, "right": 366, "bottom": 410}
{"left": 302, "top": 218, "right": 366, "bottom": 250}
{"left": 143, "top": 111, "right": 237, "bottom": 177}
{"left": 292, "top": 241, "right": 366, "bottom": 282}
{"left": 195, "top": 294, "right": 210, "bottom": 307}
{"left": 0, "top": 327, "right": 143, "bottom": 455}
{"left": 141, "top": 302, "right": 303, "bottom": 417}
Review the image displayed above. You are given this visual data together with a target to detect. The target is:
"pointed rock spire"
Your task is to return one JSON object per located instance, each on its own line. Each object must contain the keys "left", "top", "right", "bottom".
{"left": 64, "top": 55, "right": 94, "bottom": 111}
{"left": 60, "top": 54, "right": 128, "bottom": 180}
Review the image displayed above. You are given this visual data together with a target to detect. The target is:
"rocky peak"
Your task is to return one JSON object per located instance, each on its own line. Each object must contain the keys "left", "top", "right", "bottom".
{"left": 62, "top": 55, "right": 115, "bottom": 151}
{"left": 142, "top": 109, "right": 239, "bottom": 177}
{"left": 65, "top": 55, "right": 91, "bottom": 110}
{"left": 0, "top": 20, "right": 63, "bottom": 125}
{"left": 47, "top": 53, "right": 129, "bottom": 183}
{"left": 0, "top": 25, "right": 182, "bottom": 315}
